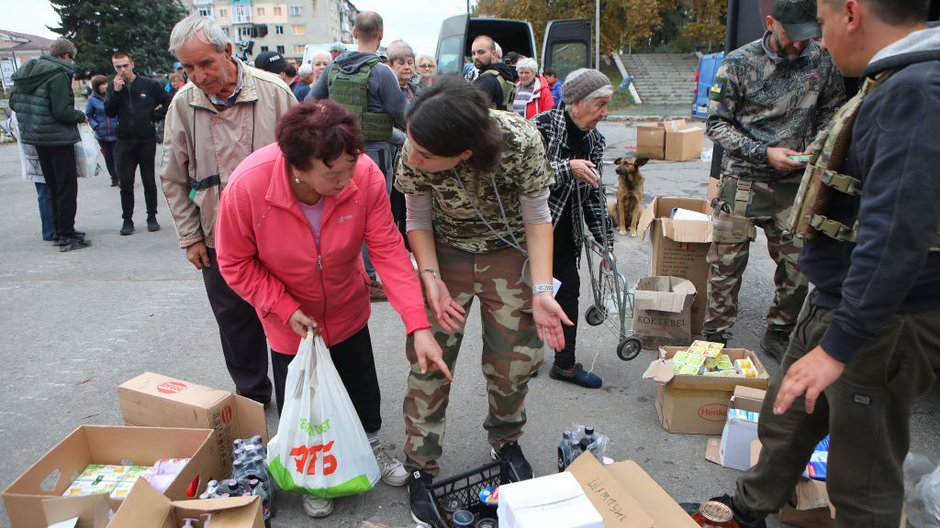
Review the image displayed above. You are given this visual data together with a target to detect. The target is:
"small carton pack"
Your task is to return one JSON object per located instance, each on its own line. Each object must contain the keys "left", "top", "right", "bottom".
{"left": 117, "top": 372, "right": 267, "bottom": 480}
{"left": 643, "top": 346, "right": 769, "bottom": 434}
{"left": 3, "top": 425, "right": 215, "bottom": 528}
{"left": 704, "top": 386, "right": 766, "bottom": 470}
{"left": 637, "top": 197, "right": 713, "bottom": 333}
{"left": 497, "top": 471, "right": 603, "bottom": 528}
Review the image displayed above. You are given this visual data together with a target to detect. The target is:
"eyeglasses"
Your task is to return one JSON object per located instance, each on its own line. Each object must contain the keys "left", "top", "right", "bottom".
{"left": 418, "top": 64, "right": 434, "bottom": 69}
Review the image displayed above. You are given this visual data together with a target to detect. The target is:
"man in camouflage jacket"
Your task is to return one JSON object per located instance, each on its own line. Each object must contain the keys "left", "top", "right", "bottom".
{"left": 703, "top": 0, "right": 844, "bottom": 359}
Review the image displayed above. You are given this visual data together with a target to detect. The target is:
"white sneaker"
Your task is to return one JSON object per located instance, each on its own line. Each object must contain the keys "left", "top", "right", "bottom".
{"left": 302, "top": 495, "right": 334, "bottom": 518}
{"left": 374, "top": 445, "right": 409, "bottom": 487}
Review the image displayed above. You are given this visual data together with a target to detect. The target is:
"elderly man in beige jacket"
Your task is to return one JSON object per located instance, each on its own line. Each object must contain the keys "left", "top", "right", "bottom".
{"left": 160, "top": 15, "right": 296, "bottom": 405}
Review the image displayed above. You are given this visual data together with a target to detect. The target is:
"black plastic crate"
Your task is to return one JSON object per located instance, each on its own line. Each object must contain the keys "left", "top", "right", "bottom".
{"left": 421, "top": 460, "right": 520, "bottom": 527}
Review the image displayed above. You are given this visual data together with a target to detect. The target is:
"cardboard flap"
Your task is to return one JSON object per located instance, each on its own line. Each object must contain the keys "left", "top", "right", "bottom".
{"left": 634, "top": 277, "right": 696, "bottom": 314}
{"left": 642, "top": 359, "right": 676, "bottom": 384}
{"left": 638, "top": 205, "right": 657, "bottom": 241}
{"left": 661, "top": 218, "right": 713, "bottom": 243}
{"left": 567, "top": 454, "right": 654, "bottom": 528}
{"left": 795, "top": 478, "right": 831, "bottom": 511}
{"left": 42, "top": 495, "right": 109, "bottom": 528}
{"left": 730, "top": 386, "right": 766, "bottom": 413}
{"left": 638, "top": 197, "right": 712, "bottom": 241}
{"left": 603, "top": 459, "right": 701, "bottom": 528}
{"left": 234, "top": 396, "right": 268, "bottom": 442}
{"left": 705, "top": 437, "right": 722, "bottom": 465}
{"left": 171, "top": 496, "right": 263, "bottom": 528}
{"left": 108, "top": 480, "right": 173, "bottom": 528}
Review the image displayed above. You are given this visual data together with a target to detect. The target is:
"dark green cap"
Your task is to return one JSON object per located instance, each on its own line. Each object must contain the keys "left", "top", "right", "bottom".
{"left": 772, "top": 0, "right": 821, "bottom": 41}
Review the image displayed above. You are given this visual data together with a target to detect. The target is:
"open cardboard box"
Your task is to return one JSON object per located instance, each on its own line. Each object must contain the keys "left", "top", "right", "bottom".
{"left": 117, "top": 372, "right": 267, "bottom": 480}
{"left": 41, "top": 494, "right": 109, "bottom": 528}
{"left": 638, "top": 197, "right": 713, "bottom": 334}
{"left": 564, "top": 453, "right": 699, "bottom": 528}
{"left": 704, "top": 386, "right": 766, "bottom": 470}
{"left": 635, "top": 120, "right": 705, "bottom": 161}
{"left": 644, "top": 346, "right": 769, "bottom": 434}
{"left": 633, "top": 276, "right": 697, "bottom": 349}
{"left": 109, "top": 479, "right": 263, "bottom": 528}
{"left": 3, "top": 425, "right": 215, "bottom": 528}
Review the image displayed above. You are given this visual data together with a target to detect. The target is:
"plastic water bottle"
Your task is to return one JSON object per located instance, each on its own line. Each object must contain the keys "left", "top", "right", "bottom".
{"left": 248, "top": 478, "right": 273, "bottom": 521}
{"left": 557, "top": 430, "right": 573, "bottom": 472}
{"left": 580, "top": 426, "right": 596, "bottom": 452}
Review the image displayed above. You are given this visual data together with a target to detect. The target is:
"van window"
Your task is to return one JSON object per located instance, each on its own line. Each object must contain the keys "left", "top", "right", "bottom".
{"left": 548, "top": 41, "right": 588, "bottom": 81}
{"left": 438, "top": 36, "right": 463, "bottom": 75}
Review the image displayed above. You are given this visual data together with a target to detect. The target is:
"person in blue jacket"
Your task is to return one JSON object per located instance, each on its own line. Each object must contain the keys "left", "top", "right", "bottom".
{"left": 84, "top": 74, "right": 120, "bottom": 187}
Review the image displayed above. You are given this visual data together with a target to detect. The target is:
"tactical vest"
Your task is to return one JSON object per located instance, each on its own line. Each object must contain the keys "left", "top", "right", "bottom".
{"left": 788, "top": 69, "right": 940, "bottom": 251}
{"left": 482, "top": 69, "right": 517, "bottom": 110}
{"left": 327, "top": 56, "right": 394, "bottom": 141}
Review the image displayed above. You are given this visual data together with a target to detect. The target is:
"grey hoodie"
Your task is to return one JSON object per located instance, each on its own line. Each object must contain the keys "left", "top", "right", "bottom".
{"left": 306, "top": 51, "right": 406, "bottom": 129}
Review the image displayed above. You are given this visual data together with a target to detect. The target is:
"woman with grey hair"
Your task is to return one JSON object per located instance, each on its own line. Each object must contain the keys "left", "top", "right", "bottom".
{"left": 387, "top": 39, "right": 421, "bottom": 102}
{"left": 530, "top": 68, "right": 615, "bottom": 389}
{"left": 511, "top": 57, "right": 554, "bottom": 119}
{"left": 415, "top": 54, "right": 437, "bottom": 88}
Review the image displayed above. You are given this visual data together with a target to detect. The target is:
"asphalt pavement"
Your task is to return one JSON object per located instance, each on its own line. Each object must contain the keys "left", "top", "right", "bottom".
{"left": 1, "top": 120, "right": 938, "bottom": 528}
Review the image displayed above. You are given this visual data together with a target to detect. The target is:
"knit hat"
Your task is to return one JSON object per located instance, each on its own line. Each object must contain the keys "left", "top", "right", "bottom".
{"left": 561, "top": 68, "right": 612, "bottom": 104}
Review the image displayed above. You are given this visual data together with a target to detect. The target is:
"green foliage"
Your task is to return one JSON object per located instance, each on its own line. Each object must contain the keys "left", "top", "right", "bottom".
{"left": 49, "top": 0, "right": 187, "bottom": 79}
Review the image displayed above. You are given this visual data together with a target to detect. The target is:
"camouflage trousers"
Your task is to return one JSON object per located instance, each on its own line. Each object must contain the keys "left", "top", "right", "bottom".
{"left": 403, "top": 242, "right": 543, "bottom": 477}
{"left": 704, "top": 175, "right": 809, "bottom": 336}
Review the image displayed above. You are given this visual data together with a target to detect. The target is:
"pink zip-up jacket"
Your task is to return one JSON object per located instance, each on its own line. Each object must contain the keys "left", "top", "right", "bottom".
{"left": 215, "top": 143, "right": 430, "bottom": 353}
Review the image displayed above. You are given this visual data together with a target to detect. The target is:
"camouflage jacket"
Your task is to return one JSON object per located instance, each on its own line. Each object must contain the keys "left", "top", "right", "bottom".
{"left": 706, "top": 32, "right": 845, "bottom": 181}
{"left": 395, "top": 110, "right": 554, "bottom": 254}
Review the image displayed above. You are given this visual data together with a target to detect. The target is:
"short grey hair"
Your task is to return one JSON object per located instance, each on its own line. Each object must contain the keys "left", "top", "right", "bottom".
{"left": 169, "top": 15, "right": 230, "bottom": 56}
{"left": 584, "top": 85, "right": 614, "bottom": 101}
{"left": 515, "top": 57, "right": 538, "bottom": 73}
{"left": 493, "top": 42, "right": 503, "bottom": 59}
{"left": 386, "top": 40, "right": 415, "bottom": 64}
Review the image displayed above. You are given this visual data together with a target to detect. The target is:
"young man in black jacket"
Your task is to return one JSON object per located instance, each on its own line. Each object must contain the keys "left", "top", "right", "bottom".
{"left": 707, "top": 1, "right": 940, "bottom": 526}
{"left": 105, "top": 51, "right": 172, "bottom": 235}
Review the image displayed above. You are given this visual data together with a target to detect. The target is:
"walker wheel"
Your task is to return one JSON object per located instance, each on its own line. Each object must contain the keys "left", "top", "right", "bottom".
{"left": 585, "top": 305, "right": 606, "bottom": 326}
{"left": 617, "top": 337, "right": 642, "bottom": 361}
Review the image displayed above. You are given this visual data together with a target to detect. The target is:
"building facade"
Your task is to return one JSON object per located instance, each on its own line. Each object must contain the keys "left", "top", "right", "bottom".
{"left": 184, "top": 0, "right": 358, "bottom": 62}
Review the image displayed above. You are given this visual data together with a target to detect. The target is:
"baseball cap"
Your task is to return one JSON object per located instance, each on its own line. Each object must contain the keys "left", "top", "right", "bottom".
{"left": 173, "top": 62, "right": 183, "bottom": 69}
{"left": 772, "top": 0, "right": 821, "bottom": 41}
{"left": 254, "top": 50, "right": 287, "bottom": 74}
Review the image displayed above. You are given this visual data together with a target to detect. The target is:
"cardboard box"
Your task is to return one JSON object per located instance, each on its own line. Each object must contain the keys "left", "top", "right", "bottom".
{"left": 665, "top": 127, "right": 705, "bottom": 161}
{"left": 632, "top": 276, "right": 697, "bottom": 349}
{"left": 564, "top": 453, "right": 699, "bottom": 528}
{"left": 497, "top": 471, "right": 603, "bottom": 528}
{"left": 636, "top": 122, "right": 665, "bottom": 160}
{"left": 118, "top": 373, "right": 267, "bottom": 479}
{"left": 645, "top": 346, "right": 770, "bottom": 434}
{"left": 3, "top": 426, "right": 215, "bottom": 528}
{"left": 707, "top": 176, "right": 719, "bottom": 204}
{"left": 109, "top": 479, "right": 263, "bottom": 528}
{"left": 41, "top": 495, "right": 109, "bottom": 528}
{"left": 638, "top": 197, "right": 713, "bottom": 333}
{"left": 778, "top": 478, "right": 834, "bottom": 528}
{"left": 704, "top": 386, "right": 766, "bottom": 470}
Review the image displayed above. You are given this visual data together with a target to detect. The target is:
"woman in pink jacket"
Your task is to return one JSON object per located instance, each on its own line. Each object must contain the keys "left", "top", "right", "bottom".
{"left": 215, "top": 100, "right": 449, "bottom": 519}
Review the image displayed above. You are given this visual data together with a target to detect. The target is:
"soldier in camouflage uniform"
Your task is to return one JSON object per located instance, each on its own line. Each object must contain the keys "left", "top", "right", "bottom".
{"left": 704, "top": 0, "right": 844, "bottom": 360}
{"left": 395, "top": 77, "right": 571, "bottom": 527}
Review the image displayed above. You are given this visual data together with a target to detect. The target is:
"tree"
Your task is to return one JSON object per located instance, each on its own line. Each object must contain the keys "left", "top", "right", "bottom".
{"left": 684, "top": 0, "right": 727, "bottom": 51}
{"left": 49, "top": 0, "right": 187, "bottom": 79}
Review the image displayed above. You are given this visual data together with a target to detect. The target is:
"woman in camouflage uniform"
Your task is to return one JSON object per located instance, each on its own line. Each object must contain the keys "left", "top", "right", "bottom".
{"left": 395, "top": 77, "right": 570, "bottom": 526}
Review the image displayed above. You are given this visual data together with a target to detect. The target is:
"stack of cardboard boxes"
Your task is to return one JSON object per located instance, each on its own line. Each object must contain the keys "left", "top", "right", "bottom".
{"left": 636, "top": 120, "right": 706, "bottom": 162}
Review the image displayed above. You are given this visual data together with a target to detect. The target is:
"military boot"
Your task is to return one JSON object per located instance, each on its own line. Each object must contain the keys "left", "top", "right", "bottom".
{"left": 761, "top": 328, "right": 791, "bottom": 362}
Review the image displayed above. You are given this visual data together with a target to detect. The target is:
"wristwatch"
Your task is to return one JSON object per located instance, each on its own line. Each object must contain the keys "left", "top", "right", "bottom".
{"left": 531, "top": 283, "right": 553, "bottom": 294}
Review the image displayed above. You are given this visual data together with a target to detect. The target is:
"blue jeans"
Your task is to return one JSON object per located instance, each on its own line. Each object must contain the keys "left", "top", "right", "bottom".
{"left": 35, "top": 182, "right": 55, "bottom": 241}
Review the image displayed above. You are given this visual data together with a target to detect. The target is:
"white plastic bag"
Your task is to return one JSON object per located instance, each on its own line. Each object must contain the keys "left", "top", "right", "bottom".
{"left": 266, "top": 332, "right": 380, "bottom": 498}
{"left": 74, "top": 125, "right": 99, "bottom": 178}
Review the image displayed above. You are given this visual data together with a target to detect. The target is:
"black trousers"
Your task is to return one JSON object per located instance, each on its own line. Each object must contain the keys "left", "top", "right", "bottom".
{"left": 271, "top": 324, "right": 382, "bottom": 434}
{"left": 201, "top": 247, "right": 272, "bottom": 404}
{"left": 552, "top": 205, "right": 581, "bottom": 369}
{"left": 35, "top": 144, "right": 80, "bottom": 237}
{"left": 116, "top": 139, "right": 158, "bottom": 220}
{"left": 97, "top": 139, "right": 118, "bottom": 183}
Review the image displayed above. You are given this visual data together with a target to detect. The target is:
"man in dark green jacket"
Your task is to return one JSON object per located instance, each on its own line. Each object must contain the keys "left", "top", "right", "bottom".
{"left": 10, "top": 38, "right": 90, "bottom": 252}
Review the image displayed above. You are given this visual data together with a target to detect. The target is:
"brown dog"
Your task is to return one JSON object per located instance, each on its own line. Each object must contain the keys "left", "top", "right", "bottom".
{"left": 608, "top": 157, "right": 649, "bottom": 236}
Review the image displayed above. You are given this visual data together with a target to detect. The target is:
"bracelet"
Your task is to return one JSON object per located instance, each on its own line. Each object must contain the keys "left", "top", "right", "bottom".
{"left": 531, "top": 283, "right": 553, "bottom": 294}
{"left": 420, "top": 268, "right": 439, "bottom": 279}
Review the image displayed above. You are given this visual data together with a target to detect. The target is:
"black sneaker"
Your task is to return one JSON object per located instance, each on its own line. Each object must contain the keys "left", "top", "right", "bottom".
{"left": 408, "top": 469, "right": 435, "bottom": 527}
{"left": 703, "top": 330, "right": 733, "bottom": 345}
{"left": 59, "top": 236, "right": 92, "bottom": 252}
{"left": 147, "top": 216, "right": 161, "bottom": 232}
{"left": 120, "top": 220, "right": 134, "bottom": 236}
{"left": 491, "top": 441, "right": 533, "bottom": 481}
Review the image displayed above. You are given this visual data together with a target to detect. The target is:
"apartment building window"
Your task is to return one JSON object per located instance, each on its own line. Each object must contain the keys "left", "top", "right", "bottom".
{"left": 256, "top": 7, "right": 265, "bottom": 16}
{"left": 222, "top": 27, "right": 230, "bottom": 36}
{"left": 275, "top": 25, "right": 284, "bottom": 34}
{"left": 289, "top": 5, "right": 302, "bottom": 17}
{"left": 195, "top": 7, "right": 212, "bottom": 17}
{"left": 239, "top": 26, "right": 253, "bottom": 37}
{"left": 276, "top": 45, "right": 285, "bottom": 54}
{"left": 260, "top": 45, "right": 269, "bottom": 52}
{"left": 233, "top": 4, "right": 251, "bottom": 23}
{"left": 293, "top": 45, "right": 304, "bottom": 54}
{"left": 218, "top": 8, "right": 226, "bottom": 18}
{"left": 291, "top": 25, "right": 305, "bottom": 35}
{"left": 274, "top": 6, "right": 282, "bottom": 16}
